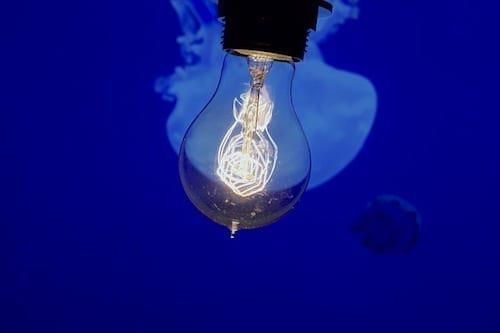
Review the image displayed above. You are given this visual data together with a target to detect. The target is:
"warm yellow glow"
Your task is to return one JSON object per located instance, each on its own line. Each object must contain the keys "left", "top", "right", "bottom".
{"left": 217, "top": 88, "right": 278, "bottom": 197}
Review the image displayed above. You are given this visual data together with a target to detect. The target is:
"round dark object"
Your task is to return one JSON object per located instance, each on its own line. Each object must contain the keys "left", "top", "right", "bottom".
{"left": 352, "top": 196, "right": 421, "bottom": 255}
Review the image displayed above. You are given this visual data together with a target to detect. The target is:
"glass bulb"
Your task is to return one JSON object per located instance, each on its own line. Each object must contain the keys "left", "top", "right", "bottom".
{"left": 179, "top": 52, "right": 311, "bottom": 235}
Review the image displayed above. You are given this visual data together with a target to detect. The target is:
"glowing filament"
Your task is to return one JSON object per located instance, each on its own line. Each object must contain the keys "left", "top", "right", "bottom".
{"left": 217, "top": 86, "right": 278, "bottom": 197}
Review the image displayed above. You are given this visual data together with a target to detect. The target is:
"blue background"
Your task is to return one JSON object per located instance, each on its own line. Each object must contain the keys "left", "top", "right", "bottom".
{"left": 2, "top": 0, "right": 499, "bottom": 332}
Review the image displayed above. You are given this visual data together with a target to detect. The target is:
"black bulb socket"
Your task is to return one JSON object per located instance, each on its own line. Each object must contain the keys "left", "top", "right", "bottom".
{"left": 218, "top": 0, "right": 332, "bottom": 62}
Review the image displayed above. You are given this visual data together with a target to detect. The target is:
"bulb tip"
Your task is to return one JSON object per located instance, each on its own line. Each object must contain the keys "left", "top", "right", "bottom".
{"left": 230, "top": 221, "right": 240, "bottom": 239}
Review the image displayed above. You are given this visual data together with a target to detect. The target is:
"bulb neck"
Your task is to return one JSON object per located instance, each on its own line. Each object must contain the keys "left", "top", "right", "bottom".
{"left": 218, "top": 0, "right": 332, "bottom": 62}
{"left": 248, "top": 55, "right": 273, "bottom": 89}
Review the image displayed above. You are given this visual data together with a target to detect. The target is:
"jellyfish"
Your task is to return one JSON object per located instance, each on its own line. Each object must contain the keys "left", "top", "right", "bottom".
{"left": 352, "top": 196, "right": 421, "bottom": 255}
{"left": 155, "top": 0, "right": 377, "bottom": 189}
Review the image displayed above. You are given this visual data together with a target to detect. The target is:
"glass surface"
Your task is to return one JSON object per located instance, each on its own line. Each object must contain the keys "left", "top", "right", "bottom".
{"left": 179, "top": 52, "right": 311, "bottom": 233}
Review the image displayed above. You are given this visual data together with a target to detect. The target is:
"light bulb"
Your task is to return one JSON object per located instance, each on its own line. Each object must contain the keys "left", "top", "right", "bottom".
{"left": 179, "top": 52, "right": 311, "bottom": 235}
{"left": 177, "top": 0, "right": 332, "bottom": 235}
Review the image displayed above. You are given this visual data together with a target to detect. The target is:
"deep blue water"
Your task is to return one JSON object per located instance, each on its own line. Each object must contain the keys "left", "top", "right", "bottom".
{"left": 2, "top": 1, "right": 499, "bottom": 332}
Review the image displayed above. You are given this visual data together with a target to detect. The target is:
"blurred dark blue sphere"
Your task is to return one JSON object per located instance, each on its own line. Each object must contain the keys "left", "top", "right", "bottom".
{"left": 353, "top": 196, "right": 421, "bottom": 254}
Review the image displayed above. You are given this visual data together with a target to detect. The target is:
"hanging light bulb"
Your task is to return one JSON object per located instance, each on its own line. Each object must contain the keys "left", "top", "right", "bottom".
{"left": 178, "top": 0, "right": 332, "bottom": 236}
